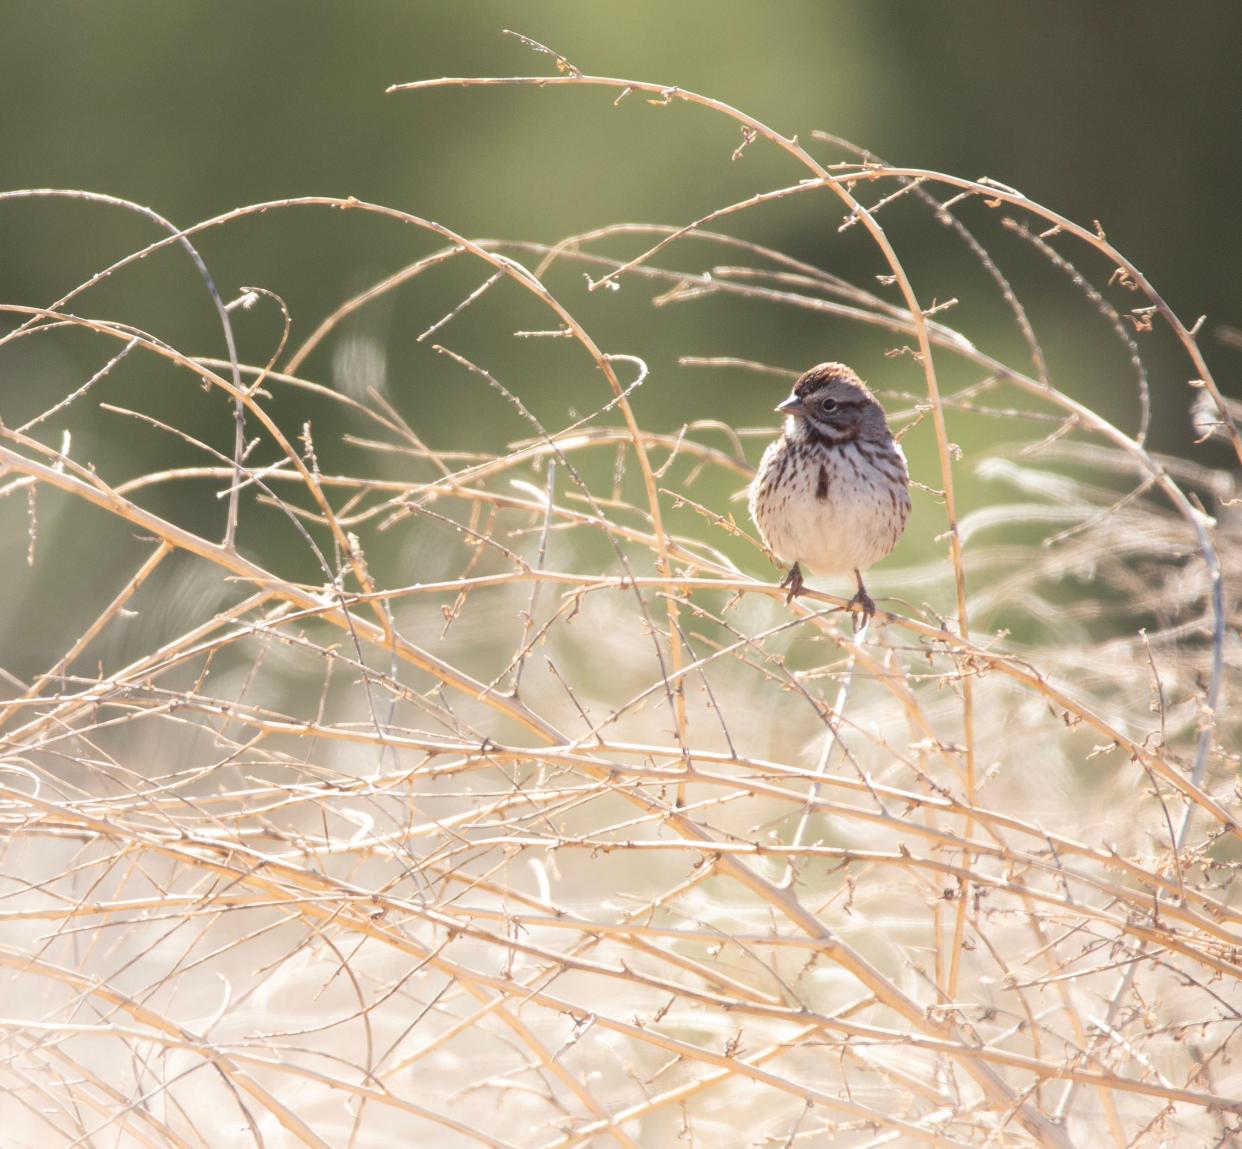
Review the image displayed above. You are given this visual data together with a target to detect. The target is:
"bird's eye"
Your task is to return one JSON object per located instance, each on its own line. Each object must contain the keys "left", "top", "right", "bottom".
{"left": 820, "top": 398, "right": 838, "bottom": 412}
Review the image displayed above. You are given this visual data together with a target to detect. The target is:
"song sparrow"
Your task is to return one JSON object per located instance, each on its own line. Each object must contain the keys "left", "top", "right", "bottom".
{"left": 749, "top": 362, "right": 910, "bottom": 618}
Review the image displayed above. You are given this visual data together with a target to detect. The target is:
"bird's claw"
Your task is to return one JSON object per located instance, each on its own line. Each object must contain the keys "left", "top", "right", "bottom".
{"left": 780, "top": 563, "right": 805, "bottom": 605}
{"left": 848, "top": 569, "right": 876, "bottom": 630}
{"left": 847, "top": 587, "right": 876, "bottom": 621}
{"left": 782, "top": 565, "right": 878, "bottom": 628}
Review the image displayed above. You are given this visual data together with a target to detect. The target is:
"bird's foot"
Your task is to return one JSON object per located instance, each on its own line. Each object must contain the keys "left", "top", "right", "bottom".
{"left": 780, "top": 562, "right": 805, "bottom": 605}
{"left": 847, "top": 586, "right": 876, "bottom": 618}
{"left": 848, "top": 570, "right": 876, "bottom": 630}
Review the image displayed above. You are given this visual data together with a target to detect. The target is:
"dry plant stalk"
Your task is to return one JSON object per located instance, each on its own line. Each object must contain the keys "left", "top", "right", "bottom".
{"left": 0, "top": 41, "right": 1238, "bottom": 1149}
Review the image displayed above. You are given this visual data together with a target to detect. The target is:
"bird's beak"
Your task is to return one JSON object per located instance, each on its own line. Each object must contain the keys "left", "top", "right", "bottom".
{"left": 776, "top": 393, "right": 806, "bottom": 416}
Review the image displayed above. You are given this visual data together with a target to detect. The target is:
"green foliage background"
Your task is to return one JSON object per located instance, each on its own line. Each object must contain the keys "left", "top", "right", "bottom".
{"left": 5, "top": 3, "right": 1238, "bottom": 409}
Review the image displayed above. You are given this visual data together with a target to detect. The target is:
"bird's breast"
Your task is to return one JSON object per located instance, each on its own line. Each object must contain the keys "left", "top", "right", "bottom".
{"left": 749, "top": 437, "right": 910, "bottom": 576}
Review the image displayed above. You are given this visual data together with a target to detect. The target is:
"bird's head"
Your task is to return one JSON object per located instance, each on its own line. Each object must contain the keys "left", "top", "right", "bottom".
{"left": 777, "top": 362, "right": 892, "bottom": 443}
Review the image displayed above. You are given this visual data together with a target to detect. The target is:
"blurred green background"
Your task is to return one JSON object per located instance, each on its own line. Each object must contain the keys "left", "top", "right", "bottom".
{"left": 5, "top": 2, "right": 1239, "bottom": 409}
{"left": 2, "top": 1, "right": 1239, "bottom": 640}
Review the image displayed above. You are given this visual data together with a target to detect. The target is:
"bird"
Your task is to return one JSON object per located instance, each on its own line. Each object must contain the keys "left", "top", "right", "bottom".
{"left": 748, "top": 362, "right": 911, "bottom": 620}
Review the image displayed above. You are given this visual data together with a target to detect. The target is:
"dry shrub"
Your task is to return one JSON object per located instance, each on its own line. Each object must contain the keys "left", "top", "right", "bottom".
{"left": 1, "top": 38, "right": 1239, "bottom": 1149}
